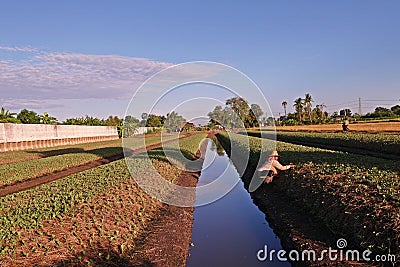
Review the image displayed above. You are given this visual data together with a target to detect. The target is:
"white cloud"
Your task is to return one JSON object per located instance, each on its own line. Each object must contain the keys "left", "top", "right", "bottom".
{"left": 0, "top": 45, "right": 38, "bottom": 53}
{"left": 0, "top": 98, "right": 65, "bottom": 111}
{"left": 0, "top": 46, "right": 172, "bottom": 100}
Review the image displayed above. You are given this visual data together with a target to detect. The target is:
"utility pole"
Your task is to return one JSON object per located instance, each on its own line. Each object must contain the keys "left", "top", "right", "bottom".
{"left": 358, "top": 97, "right": 362, "bottom": 116}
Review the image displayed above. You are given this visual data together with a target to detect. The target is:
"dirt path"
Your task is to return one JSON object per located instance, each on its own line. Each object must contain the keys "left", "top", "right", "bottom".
{"left": 127, "top": 139, "right": 207, "bottom": 266}
{"left": 129, "top": 170, "right": 199, "bottom": 266}
{"left": 0, "top": 137, "right": 187, "bottom": 197}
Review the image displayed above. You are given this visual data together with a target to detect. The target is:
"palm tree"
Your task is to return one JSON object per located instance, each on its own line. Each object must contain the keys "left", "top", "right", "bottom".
{"left": 304, "top": 93, "right": 314, "bottom": 123}
{"left": 293, "top": 98, "right": 304, "bottom": 122}
{"left": 40, "top": 112, "right": 57, "bottom": 124}
{"left": 318, "top": 103, "right": 327, "bottom": 120}
{"left": 281, "top": 101, "right": 288, "bottom": 117}
{"left": 0, "top": 107, "right": 16, "bottom": 119}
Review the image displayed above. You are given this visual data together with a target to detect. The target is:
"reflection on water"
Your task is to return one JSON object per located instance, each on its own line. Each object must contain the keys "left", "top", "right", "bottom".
{"left": 187, "top": 140, "right": 290, "bottom": 267}
{"left": 209, "top": 136, "right": 225, "bottom": 156}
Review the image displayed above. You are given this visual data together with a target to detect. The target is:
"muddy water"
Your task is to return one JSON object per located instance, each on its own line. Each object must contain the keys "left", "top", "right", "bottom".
{"left": 187, "top": 140, "right": 290, "bottom": 267}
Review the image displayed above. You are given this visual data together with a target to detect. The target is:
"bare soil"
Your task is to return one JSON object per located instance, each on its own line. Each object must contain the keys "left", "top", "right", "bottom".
{"left": 271, "top": 121, "right": 400, "bottom": 133}
{"left": 128, "top": 171, "right": 199, "bottom": 267}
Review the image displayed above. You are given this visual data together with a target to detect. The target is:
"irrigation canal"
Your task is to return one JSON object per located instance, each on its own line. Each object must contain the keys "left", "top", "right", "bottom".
{"left": 186, "top": 139, "right": 290, "bottom": 266}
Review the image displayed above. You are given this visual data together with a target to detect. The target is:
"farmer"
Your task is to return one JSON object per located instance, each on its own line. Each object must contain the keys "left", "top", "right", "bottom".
{"left": 257, "top": 150, "right": 294, "bottom": 184}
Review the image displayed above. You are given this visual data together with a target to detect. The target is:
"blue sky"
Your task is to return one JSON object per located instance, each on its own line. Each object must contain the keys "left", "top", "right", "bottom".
{"left": 1, "top": 0, "right": 399, "bottom": 121}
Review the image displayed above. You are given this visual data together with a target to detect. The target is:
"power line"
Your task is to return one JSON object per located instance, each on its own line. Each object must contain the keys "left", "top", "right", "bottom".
{"left": 325, "top": 101, "right": 358, "bottom": 107}
{"left": 363, "top": 99, "right": 399, "bottom": 102}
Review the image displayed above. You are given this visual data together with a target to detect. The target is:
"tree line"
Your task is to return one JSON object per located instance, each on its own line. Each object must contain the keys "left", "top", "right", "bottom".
{"left": 3, "top": 94, "right": 399, "bottom": 133}
{"left": 0, "top": 108, "right": 124, "bottom": 126}
{"left": 280, "top": 94, "right": 400, "bottom": 125}
{"left": 0, "top": 107, "right": 191, "bottom": 137}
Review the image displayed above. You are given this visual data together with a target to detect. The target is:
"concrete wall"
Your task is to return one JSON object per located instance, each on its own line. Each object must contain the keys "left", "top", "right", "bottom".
{"left": 0, "top": 123, "right": 118, "bottom": 152}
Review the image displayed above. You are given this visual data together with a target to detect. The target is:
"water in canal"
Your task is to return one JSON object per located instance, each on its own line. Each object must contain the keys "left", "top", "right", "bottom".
{"left": 186, "top": 139, "right": 290, "bottom": 267}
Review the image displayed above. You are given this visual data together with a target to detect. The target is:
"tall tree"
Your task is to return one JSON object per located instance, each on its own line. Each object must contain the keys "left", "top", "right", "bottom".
{"left": 293, "top": 98, "right": 304, "bottom": 122}
{"left": 249, "top": 103, "right": 263, "bottom": 127}
{"left": 40, "top": 112, "right": 57, "bottom": 124}
{"left": 390, "top": 105, "right": 400, "bottom": 116}
{"left": 164, "top": 111, "right": 185, "bottom": 132}
{"left": 0, "top": 107, "right": 16, "bottom": 119}
{"left": 304, "top": 93, "right": 314, "bottom": 123}
{"left": 281, "top": 101, "right": 288, "bottom": 117}
{"left": 0, "top": 107, "right": 20, "bottom": 123}
{"left": 250, "top": 104, "right": 263, "bottom": 120}
{"left": 146, "top": 114, "right": 163, "bottom": 127}
{"left": 226, "top": 97, "right": 254, "bottom": 127}
{"left": 318, "top": 103, "right": 326, "bottom": 119}
{"left": 226, "top": 97, "right": 249, "bottom": 120}
{"left": 123, "top": 115, "right": 139, "bottom": 137}
{"left": 339, "top": 108, "right": 352, "bottom": 117}
{"left": 17, "top": 109, "right": 41, "bottom": 124}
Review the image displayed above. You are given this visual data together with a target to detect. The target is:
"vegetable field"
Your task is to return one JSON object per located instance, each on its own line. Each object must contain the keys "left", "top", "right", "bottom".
{"left": 217, "top": 132, "right": 400, "bottom": 259}
{"left": 0, "top": 133, "right": 207, "bottom": 265}
{"left": 0, "top": 139, "right": 122, "bottom": 165}
{"left": 245, "top": 130, "right": 400, "bottom": 157}
{"left": 0, "top": 135, "right": 178, "bottom": 187}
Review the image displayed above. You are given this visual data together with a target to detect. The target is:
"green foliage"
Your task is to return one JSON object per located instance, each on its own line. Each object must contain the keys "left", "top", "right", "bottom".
{"left": 339, "top": 108, "right": 352, "bottom": 117}
{"left": 39, "top": 112, "right": 57, "bottom": 124}
{"left": 17, "top": 109, "right": 41, "bottom": 124}
{"left": 64, "top": 115, "right": 107, "bottom": 126}
{"left": 0, "top": 139, "right": 122, "bottom": 165}
{"left": 208, "top": 105, "right": 241, "bottom": 129}
{"left": 0, "top": 136, "right": 170, "bottom": 186}
{"left": 293, "top": 97, "right": 304, "bottom": 122}
{"left": 0, "top": 107, "right": 19, "bottom": 123}
{"left": 123, "top": 115, "right": 139, "bottom": 137}
{"left": 391, "top": 105, "right": 400, "bottom": 115}
{"left": 164, "top": 111, "right": 185, "bottom": 132}
{"left": 208, "top": 97, "right": 264, "bottom": 129}
{"left": 146, "top": 114, "right": 164, "bottom": 127}
{"left": 226, "top": 97, "right": 259, "bottom": 128}
{"left": 0, "top": 148, "right": 121, "bottom": 186}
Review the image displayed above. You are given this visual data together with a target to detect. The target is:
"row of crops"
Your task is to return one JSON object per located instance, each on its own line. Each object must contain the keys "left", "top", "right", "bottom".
{"left": 0, "top": 135, "right": 178, "bottom": 187}
{"left": 217, "top": 132, "right": 400, "bottom": 258}
{"left": 0, "top": 139, "right": 122, "bottom": 165}
{"left": 0, "top": 133, "right": 207, "bottom": 264}
{"left": 244, "top": 130, "right": 400, "bottom": 157}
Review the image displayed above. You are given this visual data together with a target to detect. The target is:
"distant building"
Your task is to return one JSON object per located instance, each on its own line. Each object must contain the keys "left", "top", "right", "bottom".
{"left": 213, "top": 124, "right": 225, "bottom": 130}
{"left": 180, "top": 121, "right": 195, "bottom": 131}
